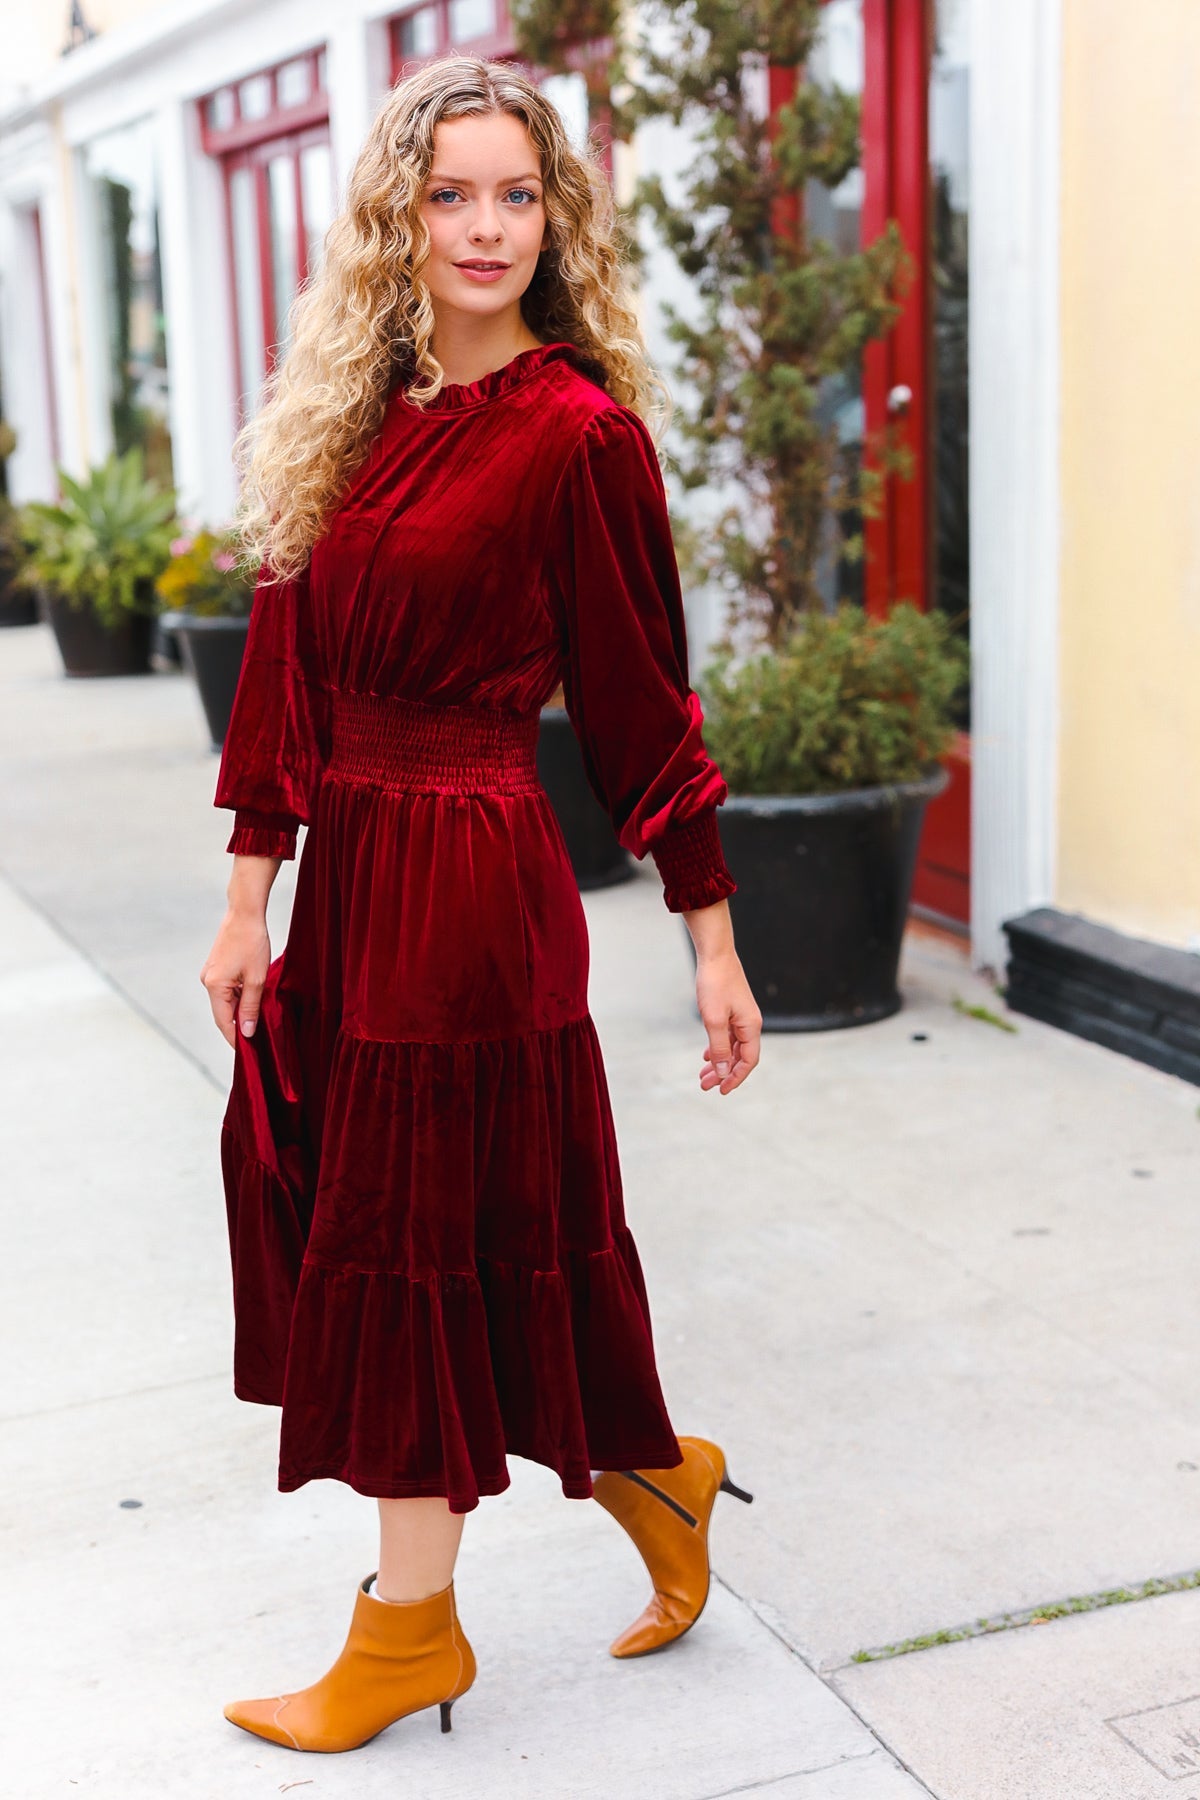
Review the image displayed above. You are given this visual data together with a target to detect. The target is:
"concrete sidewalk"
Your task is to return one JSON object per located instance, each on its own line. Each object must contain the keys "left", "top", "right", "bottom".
{"left": 4, "top": 619, "right": 1200, "bottom": 1799}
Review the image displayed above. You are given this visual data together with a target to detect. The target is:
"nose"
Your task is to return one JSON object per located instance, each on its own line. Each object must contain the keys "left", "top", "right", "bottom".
{"left": 468, "top": 198, "right": 504, "bottom": 244}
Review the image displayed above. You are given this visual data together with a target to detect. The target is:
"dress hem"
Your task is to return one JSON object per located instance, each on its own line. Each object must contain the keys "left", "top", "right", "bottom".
{"left": 271, "top": 1442, "right": 686, "bottom": 1513}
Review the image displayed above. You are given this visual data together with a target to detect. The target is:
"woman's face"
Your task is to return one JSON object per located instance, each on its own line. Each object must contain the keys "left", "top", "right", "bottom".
{"left": 419, "top": 113, "right": 549, "bottom": 325}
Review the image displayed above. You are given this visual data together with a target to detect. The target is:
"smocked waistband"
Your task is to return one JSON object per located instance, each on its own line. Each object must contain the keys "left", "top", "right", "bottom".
{"left": 326, "top": 689, "right": 543, "bottom": 796}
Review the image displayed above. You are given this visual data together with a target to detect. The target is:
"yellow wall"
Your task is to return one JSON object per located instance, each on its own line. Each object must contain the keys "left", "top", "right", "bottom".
{"left": 1057, "top": 0, "right": 1200, "bottom": 949}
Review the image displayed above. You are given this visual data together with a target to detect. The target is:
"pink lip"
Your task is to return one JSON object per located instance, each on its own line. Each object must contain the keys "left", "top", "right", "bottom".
{"left": 453, "top": 261, "right": 511, "bottom": 284}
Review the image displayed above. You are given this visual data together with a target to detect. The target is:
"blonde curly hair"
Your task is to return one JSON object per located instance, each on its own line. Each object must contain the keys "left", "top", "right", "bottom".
{"left": 232, "top": 54, "right": 671, "bottom": 581}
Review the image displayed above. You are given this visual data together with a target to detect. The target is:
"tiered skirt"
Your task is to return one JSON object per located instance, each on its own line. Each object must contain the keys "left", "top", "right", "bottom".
{"left": 220, "top": 690, "right": 683, "bottom": 1512}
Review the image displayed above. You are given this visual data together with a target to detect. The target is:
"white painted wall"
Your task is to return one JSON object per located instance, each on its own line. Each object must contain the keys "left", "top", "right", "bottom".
{"left": 968, "top": 0, "right": 1062, "bottom": 971}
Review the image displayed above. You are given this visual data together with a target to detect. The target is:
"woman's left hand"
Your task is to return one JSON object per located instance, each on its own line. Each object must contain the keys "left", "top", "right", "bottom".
{"left": 696, "top": 949, "right": 762, "bottom": 1095}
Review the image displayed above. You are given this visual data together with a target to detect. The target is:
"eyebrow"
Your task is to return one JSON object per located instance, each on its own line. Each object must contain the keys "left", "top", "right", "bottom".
{"left": 426, "top": 171, "right": 543, "bottom": 185}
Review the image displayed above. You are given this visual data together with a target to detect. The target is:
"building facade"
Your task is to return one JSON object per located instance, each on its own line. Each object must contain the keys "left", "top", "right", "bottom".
{"left": 1, "top": 0, "right": 1196, "bottom": 1075}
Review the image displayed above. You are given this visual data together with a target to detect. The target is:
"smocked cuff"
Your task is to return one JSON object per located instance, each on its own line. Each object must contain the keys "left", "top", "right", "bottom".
{"left": 650, "top": 809, "right": 737, "bottom": 914}
{"left": 225, "top": 808, "right": 299, "bottom": 860}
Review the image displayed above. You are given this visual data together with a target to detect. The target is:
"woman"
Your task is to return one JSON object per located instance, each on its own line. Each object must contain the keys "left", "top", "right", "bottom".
{"left": 201, "top": 53, "right": 762, "bottom": 1755}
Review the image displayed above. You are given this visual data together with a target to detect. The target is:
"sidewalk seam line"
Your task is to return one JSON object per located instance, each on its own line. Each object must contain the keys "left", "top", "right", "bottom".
{"left": 711, "top": 1573, "right": 941, "bottom": 1798}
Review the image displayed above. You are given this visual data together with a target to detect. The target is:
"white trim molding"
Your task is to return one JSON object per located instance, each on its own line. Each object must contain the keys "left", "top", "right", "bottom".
{"left": 968, "top": 0, "right": 1063, "bottom": 972}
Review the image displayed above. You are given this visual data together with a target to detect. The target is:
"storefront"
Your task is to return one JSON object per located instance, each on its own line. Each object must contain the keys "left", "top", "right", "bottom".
{"left": 1, "top": 0, "right": 1195, "bottom": 1077}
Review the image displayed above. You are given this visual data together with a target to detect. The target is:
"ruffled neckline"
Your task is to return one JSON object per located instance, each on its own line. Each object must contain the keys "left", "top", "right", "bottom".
{"left": 396, "top": 340, "right": 588, "bottom": 413}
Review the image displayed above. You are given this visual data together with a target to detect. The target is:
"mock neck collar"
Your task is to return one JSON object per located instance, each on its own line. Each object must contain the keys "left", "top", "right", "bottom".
{"left": 396, "top": 339, "right": 589, "bottom": 413}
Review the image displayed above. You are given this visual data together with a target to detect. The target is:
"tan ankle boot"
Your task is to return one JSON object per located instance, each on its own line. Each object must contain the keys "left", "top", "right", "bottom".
{"left": 223, "top": 1575, "right": 476, "bottom": 1752}
{"left": 592, "top": 1436, "right": 753, "bottom": 1658}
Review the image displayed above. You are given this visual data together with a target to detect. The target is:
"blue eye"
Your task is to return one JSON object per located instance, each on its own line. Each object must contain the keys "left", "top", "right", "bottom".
{"left": 426, "top": 187, "right": 540, "bottom": 205}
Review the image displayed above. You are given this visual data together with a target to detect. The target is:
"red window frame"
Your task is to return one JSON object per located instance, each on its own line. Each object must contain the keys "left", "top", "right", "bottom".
{"left": 199, "top": 51, "right": 332, "bottom": 424}
{"left": 199, "top": 49, "right": 329, "bottom": 158}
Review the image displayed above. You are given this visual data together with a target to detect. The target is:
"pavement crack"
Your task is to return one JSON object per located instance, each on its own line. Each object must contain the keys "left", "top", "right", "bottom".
{"left": 0, "top": 1368, "right": 229, "bottom": 1427}
{"left": 694, "top": 1753, "right": 884, "bottom": 1799}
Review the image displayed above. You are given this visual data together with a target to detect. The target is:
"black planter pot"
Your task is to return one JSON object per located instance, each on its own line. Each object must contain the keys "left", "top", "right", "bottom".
{"left": 536, "top": 705, "right": 633, "bottom": 891}
{"left": 42, "top": 589, "right": 155, "bottom": 677}
{"left": 166, "top": 613, "right": 250, "bottom": 750}
{"left": 708, "top": 765, "right": 950, "bottom": 1031}
{"left": 151, "top": 612, "right": 183, "bottom": 669}
{"left": 0, "top": 582, "right": 37, "bottom": 627}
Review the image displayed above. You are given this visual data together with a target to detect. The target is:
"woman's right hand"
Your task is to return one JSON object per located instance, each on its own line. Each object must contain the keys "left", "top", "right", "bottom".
{"left": 201, "top": 907, "right": 271, "bottom": 1047}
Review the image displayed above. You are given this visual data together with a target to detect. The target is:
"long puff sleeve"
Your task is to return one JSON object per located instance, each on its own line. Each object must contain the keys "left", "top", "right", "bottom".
{"left": 213, "top": 557, "right": 329, "bottom": 859}
{"left": 545, "top": 406, "right": 737, "bottom": 914}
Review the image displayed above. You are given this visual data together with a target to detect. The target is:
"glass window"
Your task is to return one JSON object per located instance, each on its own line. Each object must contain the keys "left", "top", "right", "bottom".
{"left": 238, "top": 72, "right": 273, "bottom": 121}
{"left": 398, "top": 7, "right": 439, "bottom": 57}
{"left": 299, "top": 141, "right": 334, "bottom": 277}
{"left": 804, "top": 0, "right": 865, "bottom": 608}
{"left": 267, "top": 154, "right": 299, "bottom": 352}
{"left": 205, "top": 86, "right": 236, "bottom": 132}
{"left": 448, "top": 0, "right": 494, "bottom": 43}
{"left": 79, "top": 117, "right": 173, "bottom": 485}
{"left": 315, "top": 47, "right": 328, "bottom": 92}
{"left": 541, "top": 72, "right": 590, "bottom": 153}
{"left": 277, "top": 57, "right": 312, "bottom": 109}
{"left": 805, "top": 0, "right": 865, "bottom": 255}
{"left": 229, "top": 164, "right": 266, "bottom": 409}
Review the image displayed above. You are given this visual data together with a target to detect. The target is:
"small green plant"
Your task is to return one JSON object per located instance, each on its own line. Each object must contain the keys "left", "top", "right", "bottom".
{"left": 952, "top": 994, "right": 1018, "bottom": 1033}
{"left": 155, "top": 526, "right": 256, "bottom": 618}
{"left": 16, "top": 447, "right": 178, "bottom": 631}
{"left": 698, "top": 601, "right": 966, "bottom": 796}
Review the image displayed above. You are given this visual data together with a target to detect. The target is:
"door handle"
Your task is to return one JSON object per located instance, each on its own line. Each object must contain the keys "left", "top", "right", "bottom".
{"left": 887, "top": 383, "right": 913, "bottom": 416}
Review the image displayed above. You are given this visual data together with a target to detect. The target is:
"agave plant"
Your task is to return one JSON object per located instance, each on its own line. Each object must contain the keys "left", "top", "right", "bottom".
{"left": 16, "top": 448, "right": 178, "bottom": 631}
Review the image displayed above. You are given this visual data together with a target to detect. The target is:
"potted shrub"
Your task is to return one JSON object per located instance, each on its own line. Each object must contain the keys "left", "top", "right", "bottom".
{"left": 156, "top": 527, "right": 255, "bottom": 750}
{"left": 0, "top": 500, "right": 37, "bottom": 629}
{"left": 0, "top": 419, "right": 36, "bottom": 628}
{"left": 701, "top": 605, "right": 962, "bottom": 1027}
{"left": 585, "top": 0, "right": 965, "bottom": 1027}
{"left": 15, "top": 448, "right": 177, "bottom": 676}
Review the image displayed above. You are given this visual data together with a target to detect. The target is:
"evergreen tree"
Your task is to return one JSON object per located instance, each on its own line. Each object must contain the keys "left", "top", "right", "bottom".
{"left": 514, "top": 0, "right": 910, "bottom": 652}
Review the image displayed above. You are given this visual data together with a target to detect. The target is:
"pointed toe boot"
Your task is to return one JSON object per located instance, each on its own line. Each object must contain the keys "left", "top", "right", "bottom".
{"left": 592, "top": 1436, "right": 753, "bottom": 1658}
{"left": 223, "top": 1575, "right": 476, "bottom": 1753}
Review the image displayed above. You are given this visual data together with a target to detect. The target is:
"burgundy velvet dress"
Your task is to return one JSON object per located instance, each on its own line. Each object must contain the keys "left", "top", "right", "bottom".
{"left": 213, "top": 339, "right": 737, "bottom": 1514}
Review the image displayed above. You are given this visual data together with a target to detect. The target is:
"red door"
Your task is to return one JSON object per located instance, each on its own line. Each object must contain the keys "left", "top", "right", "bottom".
{"left": 862, "top": 0, "right": 970, "bottom": 925}
{"left": 793, "top": 1, "right": 971, "bottom": 926}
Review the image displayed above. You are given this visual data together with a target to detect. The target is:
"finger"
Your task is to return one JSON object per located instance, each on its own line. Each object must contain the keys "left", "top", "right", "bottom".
{"left": 207, "top": 979, "right": 239, "bottom": 1049}
{"left": 703, "top": 1019, "right": 733, "bottom": 1082}
{"left": 238, "top": 977, "right": 265, "bottom": 1038}
{"left": 725, "top": 1020, "right": 762, "bottom": 1083}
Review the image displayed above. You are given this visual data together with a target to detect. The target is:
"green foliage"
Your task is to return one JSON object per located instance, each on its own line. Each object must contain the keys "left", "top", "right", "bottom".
{"left": 509, "top": 0, "right": 620, "bottom": 100}
{"left": 951, "top": 995, "right": 1018, "bottom": 1033}
{"left": 851, "top": 1567, "right": 1200, "bottom": 1663}
{"left": 698, "top": 603, "right": 966, "bottom": 795}
{"left": 614, "top": 0, "right": 911, "bottom": 647}
{"left": 155, "top": 526, "right": 256, "bottom": 618}
{"left": 15, "top": 448, "right": 178, "bottom": 631}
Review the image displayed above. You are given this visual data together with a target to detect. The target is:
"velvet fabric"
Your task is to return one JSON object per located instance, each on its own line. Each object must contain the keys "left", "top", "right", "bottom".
{"left": 213, "top": 340, "right": 738, "bottom": 1513}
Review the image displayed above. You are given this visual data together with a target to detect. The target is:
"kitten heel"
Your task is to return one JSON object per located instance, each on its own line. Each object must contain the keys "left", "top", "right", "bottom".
{"left": 719, "top": 1471, "right": 754, "bottom": 1504}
